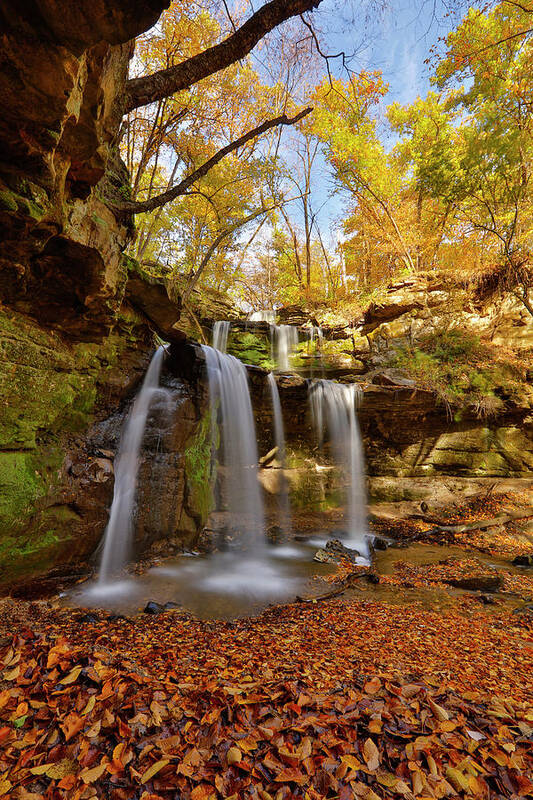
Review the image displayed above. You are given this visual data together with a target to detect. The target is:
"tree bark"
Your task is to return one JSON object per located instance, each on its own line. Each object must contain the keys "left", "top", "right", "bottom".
{"left": 116, "top": 109, "right": 311, "bottom": 214}
{"left": 125, "top": 0, "right": 323, "bottom": 113}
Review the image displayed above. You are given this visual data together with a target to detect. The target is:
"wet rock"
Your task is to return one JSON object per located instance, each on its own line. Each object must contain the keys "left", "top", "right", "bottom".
{"left": 163, "top": 601, "right": 181, "bottom": 611}
{"left": 314, "top": 549, "right": 337, "bottom": 564}
{"left": 267, "top": 525, "right": 284, "bottom": 544}
{"left": 372, "top": 537, "right": 389, "bottom": 551}
{"left": 260, "top": 447, "right": 278, "bottom": 468}
{"left": 513, "top": 554, "right": 533, "bottom": 567}
{"left": 313, "top": 539, "right": 361, "bottom": 564}
{"left": 143, "top": 601, "right": 164, "bottom": 615}
{"left": 445, "top": 575, "right": 503, "bottom": 593}
{"left": 78, "top": 612, "right": 99, "bottom": 624}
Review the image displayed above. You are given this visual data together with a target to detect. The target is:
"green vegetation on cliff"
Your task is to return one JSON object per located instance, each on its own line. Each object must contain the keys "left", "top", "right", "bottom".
{"left": 389, "top": 329, "right": 528, "bottom": 418}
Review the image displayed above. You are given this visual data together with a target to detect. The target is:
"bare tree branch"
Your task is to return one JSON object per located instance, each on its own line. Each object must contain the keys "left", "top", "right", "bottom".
{"left": 125, "top": 0, "right": 323, "bottom": 113}
{"left": 182, "top": 205, "right": 277, "bottom": 302}
{"left": 116, "top": 108, "right": 312, "bottom": 214}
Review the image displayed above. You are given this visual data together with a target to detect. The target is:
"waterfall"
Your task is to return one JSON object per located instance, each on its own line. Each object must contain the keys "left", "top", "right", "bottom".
{"left": 307, "top": 326, "right": 324, "bottom": 379}
{"left": 309, "top": 326, "right": 323, "bottom": 348}
{"left": 271, "top": 324, "right": 299, "bottom": 371}
{"left": 267, "top": 372, "right": 291, "bottom": 533}
{"left": 202, "top": 345, "right": 265, "bottom": 545}
{"left": 212, "top": 321, "right": 230, "bottom": 353}
{"left": 249, "top": 310, "right": 276, "bottom": 324}
{"left": 309, "top": 379, "right": 368, "bottom": 557}
{"left": 98, "top": 346, "right": 167, "bottom": 583}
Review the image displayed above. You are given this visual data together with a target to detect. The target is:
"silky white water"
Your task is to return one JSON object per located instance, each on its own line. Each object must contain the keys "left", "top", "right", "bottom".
{"left": 309, "top": 379, "right": 369, "bottom": 558}
{"left": 307, "top": 325, "right": 324, "bottom": 378}
{"left": 202, "top": 344, "right": 265, "bottom": 546}
{"left": 267, "top": 372, "right": 291, "bottom": 533}
{"left": 249, "top": 309, "right": 276, "bottom": 323}
{"left": 308, "top": 325, "right": 323, "bottom": 346}
{"left": 271, "top": 324, "right": 299, "bottom": 371}
{"left": 98, "top": 346, "right": 167, "bottom": 583}
{"left": 212, "top": 320, "right": 230, "bottom": 353}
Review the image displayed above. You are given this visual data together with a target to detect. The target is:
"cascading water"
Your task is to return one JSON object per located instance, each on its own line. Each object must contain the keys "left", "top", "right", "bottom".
{"left": 271, "top": 324, "right": 299, "bottom": 371}
{"left": 308, "top": 325, "right": 323, "bottom": 347}
{"left": 249, "top": 309, "right": 276, "bottom": 323}
{"left": 98, "top": 346, "right": 167, "bottom": 583}
{"left": 212, "top": 320, "right": 231, "bottom": 353}
{"left": 267, "top": 372, "right": 291, "bottom": 532}
{"left": 307, "top": 326, "right": 324, "bottom": 378}
{"left": 202, "top": 345, "right": 265, "bottom": 546}
{"left": 309, "top": 379, "right": 369, "bottom": 559}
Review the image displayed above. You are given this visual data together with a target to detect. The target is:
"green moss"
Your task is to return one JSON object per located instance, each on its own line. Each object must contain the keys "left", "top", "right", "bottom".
{"left": 0, "top": 452, "right": 45, "bottom": 526}
{"left": 184, "top": 411, "right": 216, "bottom": 523}
{"left": 0, "top": 190, "right": 18, "bottom": 212}
{"left": 228, "top": 332, "right": 273, "bottom": 369}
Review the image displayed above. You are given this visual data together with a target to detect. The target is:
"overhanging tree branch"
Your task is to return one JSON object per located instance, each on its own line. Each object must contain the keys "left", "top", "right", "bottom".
{"left": 125, "top": 0, "right": 323, "bottom": 113}
{"left": 116, "top": 108, "right": 312, "bottom": 214}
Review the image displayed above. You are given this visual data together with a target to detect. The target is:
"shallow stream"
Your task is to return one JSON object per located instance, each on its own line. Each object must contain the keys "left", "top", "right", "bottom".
{"left": 63, "top": 535, "right": 526, "bottom": 619}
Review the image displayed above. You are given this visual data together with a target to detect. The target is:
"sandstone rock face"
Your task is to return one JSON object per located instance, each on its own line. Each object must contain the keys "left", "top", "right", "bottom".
{"left": 0, "top": 314, "right": 211, "bottom": 589}
{"left": 360, "top": 273, "right": 533, "bottom": 351}
{"left": 0, "top": 0, "right": 169, "bottom": 333}
{"left": 0, "top": 0, "right": 219, "bottom": 589}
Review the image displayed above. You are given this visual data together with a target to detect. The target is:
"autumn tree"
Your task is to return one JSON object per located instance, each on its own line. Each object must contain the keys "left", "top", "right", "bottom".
{"left": 116, "top": 0, "right": 327, "bottom": 299}
{"left": 434, "top": 2, "right": 532, "bottom": 295}
{"left": 308, "top": 74, "right": 422, "bottom": 287}
{"left": 116, "top": 0, "right": 324, "bottom": 205}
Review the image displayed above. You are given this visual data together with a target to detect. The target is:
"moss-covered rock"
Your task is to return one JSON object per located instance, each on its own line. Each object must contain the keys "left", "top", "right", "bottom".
{"left": 0, "top": 307, "right": 154, "bottom": 586}
{"left": 184, "top": 409, "right": 216, "bottom": 524}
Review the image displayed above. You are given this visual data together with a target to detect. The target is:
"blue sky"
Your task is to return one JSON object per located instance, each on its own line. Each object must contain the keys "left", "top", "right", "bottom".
{"left": 321, "top": 0, "right": 463, "bottom": 107}
{"left": 282, "top": 0, "right": 466, "bottom": 232}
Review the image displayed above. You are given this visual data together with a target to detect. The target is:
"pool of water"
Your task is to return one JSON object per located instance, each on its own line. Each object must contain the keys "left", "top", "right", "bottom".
{"left": 63, "top": 537, "right": 526, "bottom": 620}
{"left": 64, "top": 539, "right": 339, "bottom": 619}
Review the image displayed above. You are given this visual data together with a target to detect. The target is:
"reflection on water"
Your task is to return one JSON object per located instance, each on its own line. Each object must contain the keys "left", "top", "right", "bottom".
{"left": 65, "top": 540, "right": 336, "bottom": 620}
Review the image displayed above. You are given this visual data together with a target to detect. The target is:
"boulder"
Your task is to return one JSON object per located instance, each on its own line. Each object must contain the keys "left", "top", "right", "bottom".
{"left": 126, "top": 274, "right": 185, "bottom": 344}
{"left": 143, "top": 601, "right": 163, "bottom": 615}
{"left": 313, "top": 549, "right": 337, "bottom": 564}
{"left": 445, "top": 575, "right": 503, "bottom": 593}
{"left": 513, "top": 555, "right": 533, "bottom": 567}
{"left": 371, "top": 370, "right": 417, "bottom": 388}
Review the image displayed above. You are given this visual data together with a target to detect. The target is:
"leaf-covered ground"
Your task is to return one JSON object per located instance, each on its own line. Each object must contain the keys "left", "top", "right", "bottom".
{"left": 0, "top": 593, "right": 531, "bottom": 800}
{"left": 372, "top": 492, "right": 533, "bottom": 560}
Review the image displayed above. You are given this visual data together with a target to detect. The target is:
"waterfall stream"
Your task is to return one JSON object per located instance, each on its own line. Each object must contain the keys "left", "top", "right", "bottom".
{"left": 309, "top": 379, "right": 369, "bottom": 559}
{"left": 249, "top": 310, "right": 276, "bottom": 323}
{"left": 202, "top": 344, "right": 265, "bottom": 546}
{"left": 267, "top": 372, "right": 291, "bottom": 533}
{"left": 98, "top": 346, "right": 167, "bottom": 583}
{"left": 76, "top": 324, "right": 370, "bottom": 611}
{"left": 271, "top": 324, "right": 299, "bottom": 371}
{"left": 212, "top": 321, "right": 230, "bottom": 353}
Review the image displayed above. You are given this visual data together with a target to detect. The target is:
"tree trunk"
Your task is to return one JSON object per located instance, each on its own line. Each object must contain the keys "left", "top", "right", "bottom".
{"left": 125, "top": 0, "right": 323, "bottom": 113}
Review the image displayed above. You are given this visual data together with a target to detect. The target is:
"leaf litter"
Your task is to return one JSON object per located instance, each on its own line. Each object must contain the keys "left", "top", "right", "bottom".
{"left": 0, "top": 593, "right": 531, "bottom": 799}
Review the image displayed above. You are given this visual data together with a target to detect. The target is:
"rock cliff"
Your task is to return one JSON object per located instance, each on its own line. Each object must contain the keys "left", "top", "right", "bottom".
{"left": 0, "top": 0, "right": 213, "bottom": 591}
